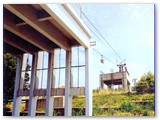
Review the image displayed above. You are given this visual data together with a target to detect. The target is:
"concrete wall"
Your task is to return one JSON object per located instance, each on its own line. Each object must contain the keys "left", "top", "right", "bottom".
{"left": 100, "top": 72, "right": 128, "bottom": 81}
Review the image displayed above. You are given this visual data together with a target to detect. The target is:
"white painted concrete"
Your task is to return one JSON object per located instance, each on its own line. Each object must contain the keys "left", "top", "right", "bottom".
{"left": 7, "top": 4, "right": 93, "bottom": 117}
{"left": 85, "top": 47, "right": 92, "bottom": 116}
{"left": 64, "top": 50, "right": 72, "bottom": 116}
{"left": 40, "top": 4, "right": 91, "bottom": 48}
{"left": 45, "top": 53, "right": 54, "bottom": 116}
{"left": 12, "top": 55, "right": 23, "bottom": 116}
{"left": 28, "top": 53, "right": 38, "bottom": 116}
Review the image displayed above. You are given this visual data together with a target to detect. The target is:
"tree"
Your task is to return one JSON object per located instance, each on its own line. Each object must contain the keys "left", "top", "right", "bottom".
{"left": 23, "top": 62, "right": 31, "bottom": 90}
{"left": 134, "top": 71, "right": 154, "bottom": 94}
{"left": 3, "top": 53, "right": 17, "bottom": 104}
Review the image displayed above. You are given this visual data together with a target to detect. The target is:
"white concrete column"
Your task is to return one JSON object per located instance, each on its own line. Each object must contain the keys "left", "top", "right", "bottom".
{"left": 28, "top": 53, "right": 38, "bottom": 116}
{"left": 45, "top": 52, "right": 54, "bottom": 116}
{"left": 12, "top": 55, "right": 23, "bottom": 116}
{"left": 85, "top": 47, "right": 92, "bottom": 116}
{"left": 64, "top": 50, "right": 72, "bottom": 116}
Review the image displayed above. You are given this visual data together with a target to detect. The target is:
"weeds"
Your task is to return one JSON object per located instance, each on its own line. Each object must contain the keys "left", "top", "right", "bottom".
{"left": 72, "top": 108, "right": 84, "bottom": 116}
{"left": 53, "top": 111, "right": 61, "bottom": 116}
{"left": 120, "top": 102, "right": 135, "bottom": 112}
{"left": 144, "top": 101, "right": 154, "bottom": 110}
{"left": 37, "top": 108, "right": 45, "bottom": 112}
{"left": 93, "top": 107, "right": 105, "bottom": 116}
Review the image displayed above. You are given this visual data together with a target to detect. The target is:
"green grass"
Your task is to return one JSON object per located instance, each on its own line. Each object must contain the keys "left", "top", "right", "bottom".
{"left": 72, "top": 89, "right": 154, "bottom": 116}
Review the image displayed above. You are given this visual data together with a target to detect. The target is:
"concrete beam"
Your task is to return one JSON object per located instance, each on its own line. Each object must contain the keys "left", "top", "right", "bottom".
{"left": 40, "top": 4, "right": 91, "bottom": 48}
{"left": 15, "top": 10, "right": 52, "bottom": 26}
{"left": 4, "top": 43, "right": 24, "bottom": 56}
{"left": 3, "top": 9, "right": 54, "bottom": 53}
{"left": 4, "top": 4, "right": 71, "bottom": 51}
{"left": 15, "top": 17, "right": 27, "bottom": 26}
{"left": 16, "top": 87, "right": 85, "bottom": 96}
{"left": 4, "top": 30, "right": 39, "bottom": 54}
{"left": 70, "top": 87, "right": 85, "bottom": 96}
{"left": 38, "top": 10, "right": 53, "bottom": 21}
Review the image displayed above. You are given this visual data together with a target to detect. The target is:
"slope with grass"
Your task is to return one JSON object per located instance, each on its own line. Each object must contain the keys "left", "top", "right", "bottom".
{"left": 72, "top": 89, "right": 154, "bottom": 116}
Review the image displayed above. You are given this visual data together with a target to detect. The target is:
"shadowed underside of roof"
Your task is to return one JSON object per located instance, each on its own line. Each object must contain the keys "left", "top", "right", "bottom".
{"left": 3, "top": 4, "right": 91, "bottom": 56}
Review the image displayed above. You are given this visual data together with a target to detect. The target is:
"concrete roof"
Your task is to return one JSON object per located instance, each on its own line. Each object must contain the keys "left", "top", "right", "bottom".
{"left": 4, "top": 4, "right": 92, "bottom": 56}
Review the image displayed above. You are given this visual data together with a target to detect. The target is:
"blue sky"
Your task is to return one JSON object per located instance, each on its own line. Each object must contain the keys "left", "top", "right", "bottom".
{"left": 75, "top": 3, "right": 154, "bottom": 89}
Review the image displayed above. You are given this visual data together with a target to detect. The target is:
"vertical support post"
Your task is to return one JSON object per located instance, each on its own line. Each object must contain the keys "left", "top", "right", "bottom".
{"left": 64, "top": 50, "right": 72, "bottom": 116}
{"left": 122, "top": 73, "right": 124, "bottom": 91}
{"left": 122, "top": 72, "right": 128, "bottom": 91}
{"left": 12, "top": 55, "right": 23, "bottom": 116}
{"left": 124, "top": 80, "right": 128, "bottom": 92}
{"left": 99, "top": 75, "right": 104, "bottom": 89}
{"left": 128, "top": 83, "right": 130, "bottom": 91}
{"left": 108, "top": 84, "right": 112, "bottom": 90}
{"left": 45, "top": 52, "right": 54, "bottom": 116}
{"left": 111, "top": 73, "right": 114, "bottom": 91}
{"left": 85, "top": 47, "right": 92, "bottom": 116}
{"left": 28, "top": 53, "right": 38, "bottom": 116}
{"left": 101, "top": 80, "right": 104, "bottom": 89}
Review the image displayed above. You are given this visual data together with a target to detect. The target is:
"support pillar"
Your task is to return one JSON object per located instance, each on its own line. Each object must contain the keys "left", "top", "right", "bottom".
{"left": 108, "top": 84, "right": 112, "bottom": 90}
{"left": 99, "top": 75, "right": 104, "bottom": 89}
{"left": 122, "top": 72, "right": 128, "bottom": 91}
{"left": 28, "top": 53, "right": 38, "bottom": 116}
{"left": 12, "top": 55, "right": 23, "bottom": 116}
{"left": 100, "top": 80, "right": 104, "bottom": 89}
{"left": 85, "top": 47, "right": 92, "bottom": 116}
{"left": 45, "top": 53, "right": 54, "bottom": 116}
{"left": 64, "top": 50, "right": 72, "bottom": 116}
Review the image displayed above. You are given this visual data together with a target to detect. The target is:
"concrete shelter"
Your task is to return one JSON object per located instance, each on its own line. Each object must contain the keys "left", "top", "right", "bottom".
{"left": 100, "top": 71, "right": 130, "bottom": 91}
{"left": 4, "top": 4, "right": 92, "bottom": 116}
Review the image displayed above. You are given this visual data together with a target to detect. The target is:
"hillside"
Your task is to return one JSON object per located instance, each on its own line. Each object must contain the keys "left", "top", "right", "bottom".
{"left": 72, "top": 89, "right": 154, "bottom": 116}
{"left": 4, "top": 89, "right": 154, "bottom": 116}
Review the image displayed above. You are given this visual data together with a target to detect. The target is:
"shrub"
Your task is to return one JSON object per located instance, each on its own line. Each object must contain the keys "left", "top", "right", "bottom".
{"left": 144, "top": 101, "right": 154, "bottom": 110}
{"left": 131, "top": 105, "right": 143, "bottom": 115}
{"left": 106, "top": 108, "right": 118, "bottom": 116}
{"left": 120, "top": 101, "right": 147, "bottom": 115}
{"left": 120, "top": 102, "right": 134, "bottom": 112}
{"left": 143, "top": 110, "right": 151, "bottom": 116}
{"left": 53, "top": 111, "right": 61, "bottom": 116}
{"left": 93, "top": 108, "right": 105, "bottom": 116}
{"left": 72, "top": 108, "right": 84, "bottom": 116}
{"left": 134, "top": 72, "right": 154, "bottom": 94}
